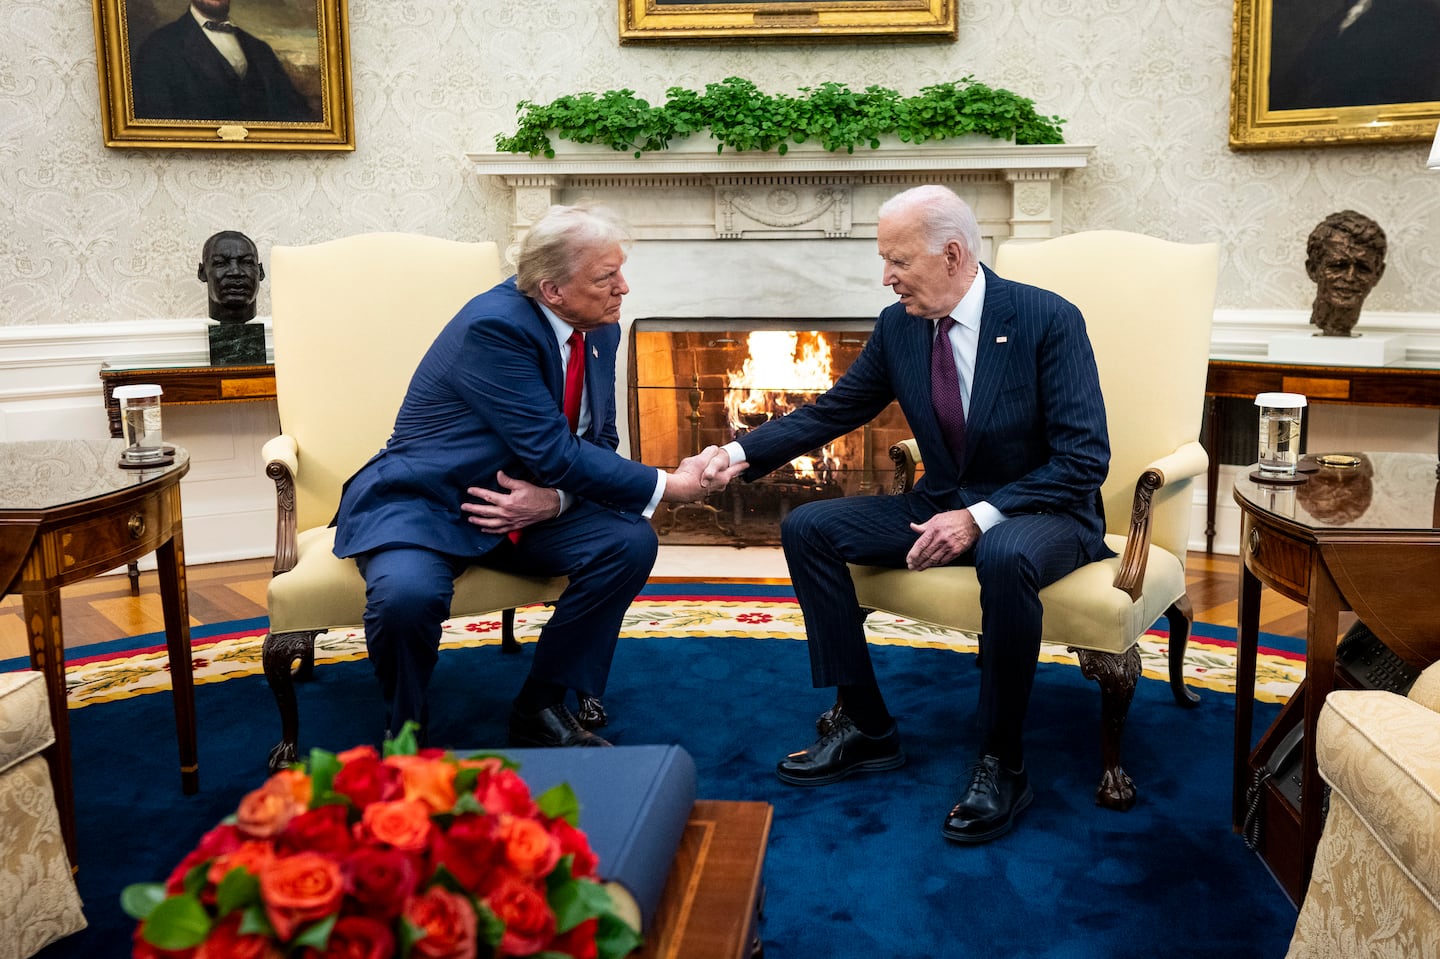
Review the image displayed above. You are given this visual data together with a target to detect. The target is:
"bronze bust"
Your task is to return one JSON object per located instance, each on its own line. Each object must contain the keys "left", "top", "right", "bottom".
{"left": 199, "top": 230, "right": 267, "bottom": 365}
{"left": 1305, "top": 210, "right": 1386, "bottom": 337}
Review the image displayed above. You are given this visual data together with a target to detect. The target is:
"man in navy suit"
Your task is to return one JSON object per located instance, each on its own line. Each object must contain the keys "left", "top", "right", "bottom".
{"left": 131, "top": 0, "right": 318, "bottom": 122}
{"left": 334, "top": 204, "right": 724, "bottom": 748}
{"left": 703, "top": 185, "right": 1111, "bottom": 842}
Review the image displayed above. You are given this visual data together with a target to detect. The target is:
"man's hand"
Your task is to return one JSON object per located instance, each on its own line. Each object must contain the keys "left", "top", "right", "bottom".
{"left": 462, "top": 471, "right": 561, "bottom": 535}
{"left": 906, "top": 509, "right": 980, "bottom": 571}
{"left": 700, "top": 447, "right": 749, "bottom": 487}
{"left": 663, "top": 446, "right": 735, "bottom": 503}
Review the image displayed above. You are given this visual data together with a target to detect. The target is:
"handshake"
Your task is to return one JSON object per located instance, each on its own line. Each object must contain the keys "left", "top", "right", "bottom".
{"left": 662, "top": 446, "right": 749, "bottom": 504}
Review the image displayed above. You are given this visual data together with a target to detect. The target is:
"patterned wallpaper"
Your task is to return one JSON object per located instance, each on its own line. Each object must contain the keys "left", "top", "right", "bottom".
{"left": 3, "top": 0, "right": 1438, "bottom": 327}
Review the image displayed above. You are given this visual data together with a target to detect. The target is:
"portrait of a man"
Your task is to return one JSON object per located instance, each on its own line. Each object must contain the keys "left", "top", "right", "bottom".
{"left": 1268, "top": 0, "right": 1440, "bottom": 111}
{"left": 128, "top": 0, "right": 322, "bottom": 123}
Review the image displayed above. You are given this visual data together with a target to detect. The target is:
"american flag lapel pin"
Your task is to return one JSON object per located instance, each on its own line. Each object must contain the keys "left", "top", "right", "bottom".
{"left": 996, "top": 336, "right": 1008, "bottom": 343}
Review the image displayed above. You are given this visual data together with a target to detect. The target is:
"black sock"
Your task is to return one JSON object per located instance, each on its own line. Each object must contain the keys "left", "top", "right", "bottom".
{"left": 838, "top": 682, "right": 892, "bottom": 735}
{"left": 515, "top": 677, "right": 566, "bottom": 714}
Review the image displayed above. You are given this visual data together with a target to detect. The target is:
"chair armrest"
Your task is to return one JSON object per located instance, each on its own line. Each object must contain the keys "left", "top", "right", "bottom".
{"left": 887, "top": 439, "right": 922, "bottom": 493}
{"left": 1112, "top": 440, "right": 1208, "bottom": 600}
{"left": 263, "top": 434, "right": 301, "bottom": 575}
{"left": 1409, "top": 662, "right": 1440, "bottom": 713}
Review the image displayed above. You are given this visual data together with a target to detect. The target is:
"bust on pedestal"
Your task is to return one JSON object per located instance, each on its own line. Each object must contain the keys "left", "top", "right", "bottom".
{"left": 201, "top": 230, "right": 267, "bottom": 366}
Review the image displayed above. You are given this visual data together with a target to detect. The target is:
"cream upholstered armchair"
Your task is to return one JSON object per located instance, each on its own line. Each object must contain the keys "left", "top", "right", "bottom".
{"left": 262, "top": 233, "right": 566, "bottom": 771}
{"left": 848, "top": 231, "right": 1219, "bottom": 810}
{"left": 1286, "top": 662, "right": 1440, "bottom": 957}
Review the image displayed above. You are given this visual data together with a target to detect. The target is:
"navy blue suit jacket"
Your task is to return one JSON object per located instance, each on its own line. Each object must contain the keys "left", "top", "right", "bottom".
{"left": 131, "top": 12, "right": 317, "bottom": 122}
{"left": 738, "top": 265, "right": 1111, "bottom": 557}
{"left": 333, "top": 277, "right": 659, "bottom": 560}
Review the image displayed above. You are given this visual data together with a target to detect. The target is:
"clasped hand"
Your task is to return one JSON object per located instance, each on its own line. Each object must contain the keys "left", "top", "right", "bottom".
{"left": 662, "top": 446, "right": 745, "bottom": 503}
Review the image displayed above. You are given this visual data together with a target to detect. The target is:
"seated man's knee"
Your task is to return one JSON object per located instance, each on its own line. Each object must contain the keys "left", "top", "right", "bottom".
{"left": 365, "top": 561, "right": 452, "bottom": 627}
{"left": 779, "top": 499, "right": 832, "bottom": 552}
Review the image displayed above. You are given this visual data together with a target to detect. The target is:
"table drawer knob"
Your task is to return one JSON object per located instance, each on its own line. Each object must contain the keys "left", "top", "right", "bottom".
{"left": 1248, "top": 527, "right": 1261, "bottom": 555}
{"left": 128, "top": 513, "right": 146, "bottom": 539}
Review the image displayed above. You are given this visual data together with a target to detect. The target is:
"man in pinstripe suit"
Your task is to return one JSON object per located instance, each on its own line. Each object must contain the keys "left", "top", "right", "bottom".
{"left": 703, "top": 185, "right": 1111, "bottom": 843}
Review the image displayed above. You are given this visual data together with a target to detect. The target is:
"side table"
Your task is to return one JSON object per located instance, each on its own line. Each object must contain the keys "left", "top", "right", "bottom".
{"left": 1231, "top": 451, "right": 1440, "bottom": 904}
{"left": 0, "top": 438, "right": 199, "bottom": 868}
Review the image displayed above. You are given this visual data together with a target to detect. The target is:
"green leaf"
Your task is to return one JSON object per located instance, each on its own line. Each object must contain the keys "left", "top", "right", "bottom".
{"left": 472, "top": 900, "right": 506, "bottom": 947}
{"left": 120, "top": 882, "right": 167, "bottom": 921}
{"left": 398, "top": 916, "right": 428, "bottom": 955}
{"left": 292, "top": 913, "right": 338, "bottom": 950}
{"left": 596, "top": 912, "right": 644, "bottom": 959}
{"left": 139, "top": 894, "right": 213, "bottom": 951}
{"left": 307, "top": 747, "right": 342, "bottom": 803}
{"left": 238, "top": 904, "right": 276, "bottom": 937}
{"left": 214, "top": 867, "right": 260, "bottom": 917}
{"left": 535, "top": 781, "right": 580, "bottom": 826}
{"left": 549, "top": 877, "right": 615, "bottom": 934}
{"left": 383, "top": 720, "right": 422, "bottom": 757}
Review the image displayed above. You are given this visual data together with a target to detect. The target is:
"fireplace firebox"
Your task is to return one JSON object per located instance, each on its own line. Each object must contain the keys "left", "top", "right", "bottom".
{"left": 628, "top": 317, "right": 917, "bottom": 545}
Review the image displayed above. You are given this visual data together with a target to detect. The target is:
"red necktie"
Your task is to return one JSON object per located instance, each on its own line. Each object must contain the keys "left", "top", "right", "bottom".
{"left": 564, "top": 331, "right": 585, "bottom": 433}
{"left": 931, "top": 316, "right": 967, "bottom": 462}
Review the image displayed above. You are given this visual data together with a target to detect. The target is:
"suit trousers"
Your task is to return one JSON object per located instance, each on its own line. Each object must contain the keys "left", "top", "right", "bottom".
{"left": 355, "top": 499, "right": 658, "bottom": 737}
{"left": 779, "top": 491, "right": 1087, "bottom": 761}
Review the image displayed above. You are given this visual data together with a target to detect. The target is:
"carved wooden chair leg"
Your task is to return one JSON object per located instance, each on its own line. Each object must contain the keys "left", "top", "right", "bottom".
{"left": 1165, "top": 596, "right": 1200, "bottom": 707}
{"left": 501, "top": 608, "right": 520, "bottom": 654}
{"left": 1074, "top": 645, "right": 1141, "bottom": 811}
{"left": 263, "top": 629, "right": 322, "bottom": 773}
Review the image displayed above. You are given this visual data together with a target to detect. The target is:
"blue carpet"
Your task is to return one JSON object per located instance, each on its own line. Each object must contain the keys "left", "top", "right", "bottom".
{"left": 38, "top": 620, "right": 1290, "bottom": 958}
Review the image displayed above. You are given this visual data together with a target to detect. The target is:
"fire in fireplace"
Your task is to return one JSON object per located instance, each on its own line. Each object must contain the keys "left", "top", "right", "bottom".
{"left": 628, "top": 318, "right": 917, "bottom": 545}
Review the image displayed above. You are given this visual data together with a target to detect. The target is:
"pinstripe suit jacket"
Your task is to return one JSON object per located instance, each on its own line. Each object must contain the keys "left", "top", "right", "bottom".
{"left": 738, "top": 264, "right": 1111, "bottom": 557}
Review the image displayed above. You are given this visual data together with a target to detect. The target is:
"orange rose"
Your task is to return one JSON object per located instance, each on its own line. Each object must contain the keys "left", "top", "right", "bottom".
{"left": 237, "top": 780, "right": 303, "bottom": 839}
{"left": 272, "top": 767, "right": 313, "bottom": 808}
{"left": 359, "top": 798, "right": 433, "bottom": 852}
{"left": 258, "top": 851, "right": 345, "bottom": 942}
{"left": 335, "top": 744, "right": 380, "bottom": 765}
{"left": 498, "top": 815, "right": 560, "bottom": 879}
{"left": 386, "top": 754, "right": 458, "bottom": 813}
{"left": 404, "top": 886, "right": 478, "bottom": 959}
{"left": 207, "top": 839, "right": 277, "bottom": 888}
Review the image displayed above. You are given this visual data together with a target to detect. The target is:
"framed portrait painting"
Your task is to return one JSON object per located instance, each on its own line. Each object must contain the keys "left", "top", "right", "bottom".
{"left": 618, "top": 0, "right": 957, "bottom": 44}
{"left": 92, "top": 0, "right": 354, "bottom": 150}
{"left": 1230, "top": 0, "right": 1440, "bottom": 149}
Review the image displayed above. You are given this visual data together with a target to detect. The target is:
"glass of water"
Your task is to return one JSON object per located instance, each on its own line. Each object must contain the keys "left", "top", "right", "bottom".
{"left": 1255, "top": 392, "right": 1306, "bottom": 477}
{"left": 114, "top": 383, "right": 165, "bottom": 464}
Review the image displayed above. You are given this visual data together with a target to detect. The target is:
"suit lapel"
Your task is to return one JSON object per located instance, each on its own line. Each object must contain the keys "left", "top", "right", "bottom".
{"left": 963, "top": 266, "right": 1016, "bottom": 468}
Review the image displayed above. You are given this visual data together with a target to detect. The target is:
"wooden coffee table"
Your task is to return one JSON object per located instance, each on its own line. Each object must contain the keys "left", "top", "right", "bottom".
{"left": 638, "top": 800, "right": 771, "bottom": 959}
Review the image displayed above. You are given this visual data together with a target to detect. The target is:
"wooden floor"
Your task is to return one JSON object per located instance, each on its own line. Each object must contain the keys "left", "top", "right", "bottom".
{"left": 0, "top": 550, "right": 1311, "bottom": 663}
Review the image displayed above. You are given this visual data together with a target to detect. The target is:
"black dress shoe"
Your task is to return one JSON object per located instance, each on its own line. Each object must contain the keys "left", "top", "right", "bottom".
{"left": 508, "top": 704, "right": 612, "bottom": 748}
{"left": 941, "top": 755, "right": 1033, "bottom": 843}
{"left": 575, "top": 694, "right": 608, "bottom": 730}
{"left": 776, "top": 715, "right": 904, "bottom": 786}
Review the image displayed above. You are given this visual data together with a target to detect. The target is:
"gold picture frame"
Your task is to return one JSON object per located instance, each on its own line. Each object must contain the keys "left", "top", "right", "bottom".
{"left": 1230, "top": 0, "right": 1440, "bottom": 149}
{"left": 92, "top": 0, "right": 354, "bottom": 151}
{"left": 619, "top": 0, "right": 956, "bottom": 44}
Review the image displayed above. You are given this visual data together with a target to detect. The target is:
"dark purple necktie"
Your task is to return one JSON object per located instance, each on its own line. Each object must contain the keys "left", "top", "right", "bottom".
{"left": 931, "top": 316, "right": 967, "bottom": 461}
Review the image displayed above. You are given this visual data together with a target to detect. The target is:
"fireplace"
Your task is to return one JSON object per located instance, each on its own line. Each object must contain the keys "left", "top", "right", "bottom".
{"left": 629, "top": 317, "right": 916, "bottom": 544}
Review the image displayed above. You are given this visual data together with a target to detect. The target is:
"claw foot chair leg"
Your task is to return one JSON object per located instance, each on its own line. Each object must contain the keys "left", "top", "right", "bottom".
{"left": 264, "top": 629, "right": 322, "bottom": 772}
{"left": 1074, "top": 646, "right": 1142, "bottom": 811}
{"left": 501, "top": 608, "right": 520, "bottom": 654}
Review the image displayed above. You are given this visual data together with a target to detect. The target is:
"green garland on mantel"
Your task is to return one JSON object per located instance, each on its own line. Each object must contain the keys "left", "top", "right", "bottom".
{"left": 494, "top": 76, "right": 1066, "bottom": 159}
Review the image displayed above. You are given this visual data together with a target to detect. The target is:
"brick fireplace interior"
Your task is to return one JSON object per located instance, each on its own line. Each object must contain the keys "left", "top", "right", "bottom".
{"left": 629, "top": 317, "right": 919, "bottom": 545}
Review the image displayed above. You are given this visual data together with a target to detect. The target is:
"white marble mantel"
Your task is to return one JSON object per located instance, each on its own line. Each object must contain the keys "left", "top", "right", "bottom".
{"left": 468, "top": 140, "right": 1092, "bottom": 320}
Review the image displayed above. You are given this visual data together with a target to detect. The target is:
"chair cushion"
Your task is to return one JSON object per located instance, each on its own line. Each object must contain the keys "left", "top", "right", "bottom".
{"left": 849, "top": 534, "right": 1186, "bottom": 655}
{"left": 0, "top": 672, "right": 53, "bottom": 776}
{"left": 267, "top": 526, "right": 568, "bottom": 635}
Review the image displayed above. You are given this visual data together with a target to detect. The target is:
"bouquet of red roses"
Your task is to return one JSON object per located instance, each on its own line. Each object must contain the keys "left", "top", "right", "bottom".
{"left": 122, "top": 725, "right": 640, "bottom": 959}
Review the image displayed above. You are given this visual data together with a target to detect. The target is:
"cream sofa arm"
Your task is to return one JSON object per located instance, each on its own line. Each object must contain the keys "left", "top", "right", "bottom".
{"left": 1408, "top": 661, "right": 1440, "bottom": 713}
{"left": 262, "top": 434, "right": 301, "bottom": 575}
{"left": 1317, "top": 688, "right": 1440, "bottom": 907}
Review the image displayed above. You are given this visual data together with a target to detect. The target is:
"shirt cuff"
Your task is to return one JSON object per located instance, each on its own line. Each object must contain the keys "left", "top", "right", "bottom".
{"left": 969, "top": 501, "right": 1007, "bottom": 533}
{"left": 643, "top": 469, "right": 665, "bottom": 519}
{"left": 555, "top": 489, "right": 572, "bottom": 516}
{"left": 722, "top": 440, "right": 747, "bottom": 465}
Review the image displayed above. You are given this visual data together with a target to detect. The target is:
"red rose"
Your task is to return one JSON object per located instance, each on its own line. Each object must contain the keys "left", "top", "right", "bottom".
{"left": 303, "top": 915, "right": 394, "bottom": 959}
{"left": 195, "top": 915, "right": 282, "bottom": 959}
{"left": 332, "top": 753, "right": 403, "bottom": 808}
{"left": 278, "top": 804, "right": 354, "bottom": 858}
{"left": 476, "top": 768, "right": 537, "bottom": 818}
{"left": 258, "top": 851, "right": 345, "bottom": 941}
{"left": 359, "top": 799, "right": 433, "bottom": 852}
{"left": 548, "top": 818, "right": 599, "bottom": 879}
{"left": 430, "top": 812, "right": 501, "bottom": 892}
{"left": 548, "top": 917, "right": 600, "bottom": 959}
{"left": 343, "top": 845, "right": 421, "bottom": 919}
{"left": 484, "top": 873, "right": 556, "bottom": 957}
{"left": 165, "top": 824, "right": 241, "bottom": 893}
{"left": 132, "top": 923, "right": 196, "bottom": 959}
{"left": 404, "top": 886, "right": 478, "bottom": 959}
